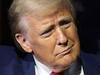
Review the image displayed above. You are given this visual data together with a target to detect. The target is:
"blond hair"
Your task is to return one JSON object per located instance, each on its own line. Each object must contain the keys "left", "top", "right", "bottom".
{"left": 9, "top": 0, "right": 75, "bottom": 38}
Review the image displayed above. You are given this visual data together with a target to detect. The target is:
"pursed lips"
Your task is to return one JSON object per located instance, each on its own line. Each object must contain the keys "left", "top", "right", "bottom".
{"left": 55, "top": 45, "right": 73, "bottom": 56}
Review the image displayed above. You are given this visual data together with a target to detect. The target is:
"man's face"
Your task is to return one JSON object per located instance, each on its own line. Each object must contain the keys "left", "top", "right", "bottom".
{"left": 18, "top": 9, "right": 80, "bottom": 72}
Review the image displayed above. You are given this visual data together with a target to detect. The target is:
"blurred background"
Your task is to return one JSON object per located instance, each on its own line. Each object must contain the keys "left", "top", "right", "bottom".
{"left": 0, "top": 0, "right": 100, "bottom": 54}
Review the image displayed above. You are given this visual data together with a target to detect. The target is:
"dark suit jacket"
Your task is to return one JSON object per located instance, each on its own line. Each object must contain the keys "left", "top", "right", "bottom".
{"left": 0, "top": 45, "right": 100, "bottom": 75}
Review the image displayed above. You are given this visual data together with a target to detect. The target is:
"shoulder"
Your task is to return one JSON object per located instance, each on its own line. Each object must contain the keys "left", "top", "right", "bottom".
{"left": 80, "top": 51, "right": 100, "bottom": 65}
{"left": 0, "top": 45, "right": 35, "bottom": 75}
{"left": 0, "top": 45, "right": 35, "bottom": 66}
{"left": 0, "top": 45, "right": 17, "bottom": 66}
{"left": 80, "top": 51, "right": 100, "bottom": 75}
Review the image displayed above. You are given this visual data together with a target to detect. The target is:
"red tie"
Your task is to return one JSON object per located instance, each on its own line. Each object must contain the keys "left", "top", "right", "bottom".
{"left": 50, "top": 71, "right": 64, "bottom": 75}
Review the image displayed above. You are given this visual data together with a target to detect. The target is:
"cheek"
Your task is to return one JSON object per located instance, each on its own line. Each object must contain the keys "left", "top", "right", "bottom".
{"left": 30, "top": 34, "right": 57, "bottom": 55}
{"left": 31, "top": 35, "right": 57, "bottom": 63}
{"left": 65, "top": 25, "right": 79, "bottom": 42}
{"left": 31, "top": 37, "right": 57, "bottom": 66}
{"left": 72, "top": 42, "right": 80, "bottom": 57}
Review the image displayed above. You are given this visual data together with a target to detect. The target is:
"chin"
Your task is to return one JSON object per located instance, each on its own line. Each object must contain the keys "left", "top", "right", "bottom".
{"left": 52, "top": 58, "right": 77, "bottom": 73}
{"left": 52, "top": 65, "right": 70, "bottom": 73}
{"left": 52, "top": 61, "right": 72, "bottom": 72}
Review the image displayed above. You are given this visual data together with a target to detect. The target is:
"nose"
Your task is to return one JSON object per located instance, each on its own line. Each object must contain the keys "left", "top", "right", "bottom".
{"left": 56, "top": 27, "right": 68, "bottom": 46}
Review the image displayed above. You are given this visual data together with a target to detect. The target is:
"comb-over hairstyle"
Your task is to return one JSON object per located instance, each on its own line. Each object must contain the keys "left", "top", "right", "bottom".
{"left": 9, "top": 0, "right": 75, "bottom": 37}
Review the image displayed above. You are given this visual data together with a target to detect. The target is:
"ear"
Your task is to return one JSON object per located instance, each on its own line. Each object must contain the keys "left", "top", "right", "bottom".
{"left": 15, "top": 33, "right": 33, "bottom": 53}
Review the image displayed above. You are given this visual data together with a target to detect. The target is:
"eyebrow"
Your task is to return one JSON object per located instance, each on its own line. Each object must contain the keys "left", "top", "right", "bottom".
{"left": 40, "top": 25, "right": 55, "bottom": 35}
{"left": 59, "top": 17, "right": 72, "bottom": 25}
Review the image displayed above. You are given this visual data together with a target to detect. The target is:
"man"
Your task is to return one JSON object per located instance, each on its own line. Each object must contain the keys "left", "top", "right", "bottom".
{"left": 0, "top": 0, "right": 99, "bottom": 75}
{"left": 9, "top": 0, "right": 81, "bottom": 74}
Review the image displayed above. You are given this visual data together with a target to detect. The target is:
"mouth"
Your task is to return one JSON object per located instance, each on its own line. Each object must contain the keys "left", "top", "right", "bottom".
{"left": 56, "top": 45, "right": 73, "bottom": 56}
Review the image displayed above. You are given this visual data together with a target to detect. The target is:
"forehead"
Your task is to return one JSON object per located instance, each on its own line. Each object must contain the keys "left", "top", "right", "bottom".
{"left": 25, "top": 9, "right": 72, "bottom": 25}
{"left": 20, "top": 9, "right": 73, "bottom": 35}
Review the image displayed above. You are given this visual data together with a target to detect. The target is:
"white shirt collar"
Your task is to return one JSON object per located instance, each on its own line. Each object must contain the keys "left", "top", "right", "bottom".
{"left": 34, "top": 56, "right": 52, "bottom": 75}
{"left": 80, "top": 66, "right": 84, "bottom": 75}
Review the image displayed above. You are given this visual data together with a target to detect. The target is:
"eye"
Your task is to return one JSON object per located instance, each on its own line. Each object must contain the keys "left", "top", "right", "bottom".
{"left": 41, "top": 29, "right": 52, "bottom": 37}
{"left": 59, "top": 19, "right": 72, "bottom": 28}
{"left": 40, "top": 25, "right": 54, "bottom": 38}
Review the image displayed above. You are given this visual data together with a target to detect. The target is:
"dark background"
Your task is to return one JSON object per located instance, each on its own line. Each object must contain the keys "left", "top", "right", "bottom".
{"left": 0, "top": 0, "right": 100, "bottom": 54}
